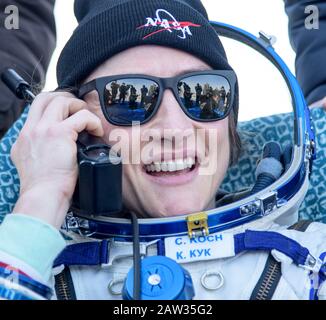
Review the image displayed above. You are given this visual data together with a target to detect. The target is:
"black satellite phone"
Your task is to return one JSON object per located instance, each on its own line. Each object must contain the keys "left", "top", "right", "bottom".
{"left": 1, "top": 69, "right": 123, "bottom": 217}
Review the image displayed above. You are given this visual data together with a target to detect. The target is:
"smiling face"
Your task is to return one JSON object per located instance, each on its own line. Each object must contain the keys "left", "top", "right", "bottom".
{"left": 83, "top": 45, "right": 231, "bottom": 218}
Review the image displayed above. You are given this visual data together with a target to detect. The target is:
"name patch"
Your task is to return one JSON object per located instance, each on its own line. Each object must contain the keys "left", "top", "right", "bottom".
{"left": 164, "top": 232, "right": 235, "bottom": 263}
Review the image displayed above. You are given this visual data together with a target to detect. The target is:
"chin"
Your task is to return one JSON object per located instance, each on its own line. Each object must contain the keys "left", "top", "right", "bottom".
{"left": 147, "top": 200, "right": 207, "bottom": 218}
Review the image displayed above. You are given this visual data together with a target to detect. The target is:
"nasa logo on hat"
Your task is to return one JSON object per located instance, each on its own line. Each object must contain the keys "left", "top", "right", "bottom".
{"left": 137, "top": 9, "right": 202, "bottom": 40}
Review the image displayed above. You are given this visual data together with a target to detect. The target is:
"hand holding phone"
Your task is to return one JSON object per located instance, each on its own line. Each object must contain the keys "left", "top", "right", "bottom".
{"left": 9, "top": 90, "right": 103, "bottom": 228}
{"left": 2, "top": 69, "right": 123, "bottom": 227}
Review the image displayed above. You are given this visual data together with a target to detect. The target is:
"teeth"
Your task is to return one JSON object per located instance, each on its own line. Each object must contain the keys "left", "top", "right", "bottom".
{"left": 176, "top": 159, "right": 184, "bottom": 170}
{"left": 187, "top": 157, "right": 195, "bottom": 167}
{"left": 161, "top": 162, "right": 168, "bottom": 172}
{"left": 154, "top": 162, "right": 161, "bottom": 172}
{"left": 145, "top": 158, "right": 195, "bottom": 173}
{"left": 168, "top": 161, "right": 176, "bottom": 172}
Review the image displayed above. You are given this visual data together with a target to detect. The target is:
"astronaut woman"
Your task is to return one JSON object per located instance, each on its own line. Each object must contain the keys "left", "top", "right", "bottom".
{"left": 0, "top": 0, "right": 325, "bottom": 300}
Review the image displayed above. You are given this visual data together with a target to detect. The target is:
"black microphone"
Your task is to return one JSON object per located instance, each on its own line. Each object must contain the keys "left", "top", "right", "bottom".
{"left": 250, "top": 142, "right": 284, "bottom": 195}
{"left": 1, "top": 68, "right": 35, "bottom": 102}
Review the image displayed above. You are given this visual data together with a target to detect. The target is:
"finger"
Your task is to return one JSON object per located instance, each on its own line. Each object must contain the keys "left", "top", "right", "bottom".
{"left": 322, "top": 97, "right": 326, "bottom": 109}
{"left": 25, "top": 91, "right": 76, "bottom": 128}
{"left": 309, "top": 97, "right": 326, "bottom": 109}
{"left": 59, "top": 110, "right": 104, "bottom": 139}
{"left": 40, "top": 96, "right": 87, "bottom": 124}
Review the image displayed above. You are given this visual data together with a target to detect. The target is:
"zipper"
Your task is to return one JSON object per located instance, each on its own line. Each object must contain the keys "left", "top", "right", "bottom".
{"left": 54, "top": 267, "right": 76, "bottom": 300}
{"left": 254, "top": 258, "right": 281, "bottom": 300}
{"left": 251, "top": 220, "right": 313, "bottom": 300}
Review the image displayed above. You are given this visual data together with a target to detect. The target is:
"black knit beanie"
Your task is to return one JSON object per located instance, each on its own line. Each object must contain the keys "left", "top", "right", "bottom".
{"left": 56, "top": 0, "right": 235, "bottom": 88}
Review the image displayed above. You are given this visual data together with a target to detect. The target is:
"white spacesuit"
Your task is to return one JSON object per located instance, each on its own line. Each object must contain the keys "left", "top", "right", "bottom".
{"left": 50, "top": 217, "right": 326, "bottom": 300}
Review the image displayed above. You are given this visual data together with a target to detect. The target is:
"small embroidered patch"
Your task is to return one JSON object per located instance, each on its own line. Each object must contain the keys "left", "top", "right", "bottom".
{"left": 137, "top": 9, "right": 201, "bottom": 40}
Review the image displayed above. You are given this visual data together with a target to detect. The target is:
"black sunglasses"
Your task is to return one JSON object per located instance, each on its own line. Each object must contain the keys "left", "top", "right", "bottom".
{"left": 78, "top": 70, "right": 237, "bottom": 126}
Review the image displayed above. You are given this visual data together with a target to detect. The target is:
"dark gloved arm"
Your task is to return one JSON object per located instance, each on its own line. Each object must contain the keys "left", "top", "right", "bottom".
{"left": 0, "top": 0, "right": 56, "bottom": 138}
{"left": 285, "top": 0, "right": 326, "bottom": 105}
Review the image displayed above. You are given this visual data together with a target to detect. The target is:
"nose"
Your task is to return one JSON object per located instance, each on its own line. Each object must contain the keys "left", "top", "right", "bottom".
{"left": 143, "top": 89, "right": 196, "bottom": 156}
{"left": 150, "top": 89, "right": 194, "bottom": 132}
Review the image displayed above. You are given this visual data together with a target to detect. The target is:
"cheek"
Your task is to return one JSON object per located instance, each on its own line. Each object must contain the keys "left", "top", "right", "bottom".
{"left": 102, "top": 125, "right": 140, "bottom": 175}
{"left": 203, "top": 118, "right": 230, "bottom": 157}
{"left": 217, "top": 121, "right": 230, "bottom": 153}
{"left": 215, "top": 120, "right": 231, "bottom": 169}
{"left": 197, "top": 119, "right": 230, "bottom": 179}
{"left": 103, "top": 121, "right": 113, "bottom": 139}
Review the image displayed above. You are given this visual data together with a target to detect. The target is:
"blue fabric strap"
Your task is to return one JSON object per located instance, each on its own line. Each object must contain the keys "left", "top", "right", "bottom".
{"left": 54, "top": 231, "right": 312, "bottom": 268}
{"left": 54, "top": 240, "right": 167, "bottom": 268}
{"left": 53, "top": 240, "right": 109, "bottom": 268}
{"left": 234, "top": 230, "right": 310, "bottom": 266}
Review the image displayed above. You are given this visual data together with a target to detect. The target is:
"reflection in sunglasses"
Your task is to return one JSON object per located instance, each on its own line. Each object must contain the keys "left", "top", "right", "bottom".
{"left": 178, "top": 75, "right": 231, "bottom": 120}
{"left": 103, "top": 75, "right": 231, "bottom": 124}
{"left": 104, "top": 79, "right": 160, "bottom": 124}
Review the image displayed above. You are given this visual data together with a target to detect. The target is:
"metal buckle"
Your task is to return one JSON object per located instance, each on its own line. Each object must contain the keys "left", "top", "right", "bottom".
{"left": 64, "top": 213, "right": 89, "bottom": 230}
{"left": 101, "top": 239, "right": 158, "bottom": 268}
{"left": 63, "top": 213, "right": 96, "bottom": 237}
{"left": 186, "top": 212, "right": 209, "bottom": 239}
{"left": 302, "top": 254, "right": 323, "bottom": 273}
{"left": 258, "top": 31, "right": 277, "bottom": 47}
{"left": 240, "top": 191, "right": 279, "bottom": 217}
